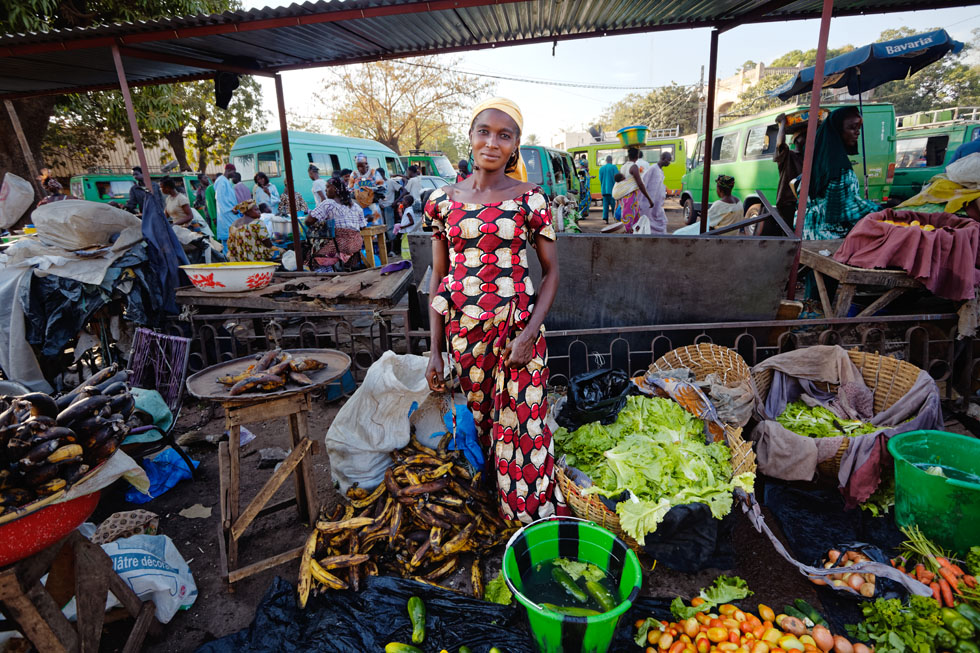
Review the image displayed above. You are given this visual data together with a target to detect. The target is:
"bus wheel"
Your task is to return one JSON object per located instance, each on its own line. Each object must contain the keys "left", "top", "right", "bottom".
{"left": 682, "top": 198, "right": 696, "bottom": 224}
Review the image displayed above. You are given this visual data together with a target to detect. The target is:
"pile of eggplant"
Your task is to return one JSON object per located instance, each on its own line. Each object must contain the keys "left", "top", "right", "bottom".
{"left": 0, "top": 364, "right": 134, "bottom": 516}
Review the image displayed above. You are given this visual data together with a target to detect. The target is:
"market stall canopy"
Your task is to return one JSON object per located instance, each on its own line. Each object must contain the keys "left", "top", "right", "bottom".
{"left": 773, "top": 28, "right": 964, "bottom": 100}
{"left": 0, "top": 0, "right": 969, "bottom": 99}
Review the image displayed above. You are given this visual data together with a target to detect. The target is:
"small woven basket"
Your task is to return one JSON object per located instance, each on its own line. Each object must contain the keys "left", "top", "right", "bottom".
{"left": 556, "top": 424, "right": 757, "bottom": 551}
{"left": 752, "top": 349, "right": 923, "bottom": 476}
{"left": 649, "top": 343, "right": 752, "bottom": 388}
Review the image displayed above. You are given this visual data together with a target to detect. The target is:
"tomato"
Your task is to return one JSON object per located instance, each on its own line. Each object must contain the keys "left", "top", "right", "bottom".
{"left": 723, "top": 620, "right": 740, "bottom": 631}
{"left": 718, "top": 644, "right": 739, "bottom": 652}
{"left": 734, "top": 610, "right": 747, "bottom": 623}
{"left": 683, "top": 619, "right": 700, "bottom": 638}
{"left": 709, "top": 619, "right": 724, "bottom": 630}
{"left": 751, "top": 642, "right": 770, "bottom": 653}
{"left": 740, "top": 622, "right": 755, "bottom": 635}
{"left": 669, "top": 641, "right": 686, "bottom": 653}
{"left": 696, "top": 637, "right": 710, "bottom": 653}
{"left": 719, "top": 605, "right": 738, "bottom": 616}
{"left": 729, "top": 631, "right": 740, "bottom": 644}
{"left": 758, "top": 605, "right": 776, "bottom": 623}
{"left": 659, "top": 633, "right": 674, "bottom": 650}
{"left": 707, "top": 628, "right": 728, "bottom": 644}
{"left": 752, "top": 625, "right": 766, "bottom": 640}
{"left": 691, "top": 598, "right": 706, "bottom": 607}
{"left": 696, "top": 613, "right": 712, "bottom": 626}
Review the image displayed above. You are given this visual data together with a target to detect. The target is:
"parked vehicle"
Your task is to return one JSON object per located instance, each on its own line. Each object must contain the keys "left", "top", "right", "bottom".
{"left": 229, "top": 131, "right": 403, "bottom": 208}
{"left": 399, "top": 150, "right": 456, "bottom": 183}
{"left": 680, "top": 102, "right": 896, "bottom": 223}
{"left": 520, "top": 145, "right": 584, "bottom": 209}
{"left": 409, "top": 176, "right": 450, "bottom": 215}
{"left": 69, "top": 171, "right": 203, "bottom": 205}
{"left": 568, "top": 129, "right": 687, "bottom": 200}
{"left": 891, "top": 107, "right": 980, "bottom": 202}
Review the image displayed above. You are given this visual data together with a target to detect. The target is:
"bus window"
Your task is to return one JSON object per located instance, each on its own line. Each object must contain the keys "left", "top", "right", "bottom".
{"left": 711, "top": 133, "right": 738, "bottom": 163}
{"left": 257, "top": 151, "right": 281, "bottom": 177}
{"left": 641, "top": 144, "right": 675, "bottom": 163}
{"left": 743, "top": 125, "right": 778, "bottom": 159}
{"left": 522, "top": 147, "right": 544, "bottom": 185}
{"left": 233, "top": 153, "right": 256, "bottom": 178}
{"left": 692, "top": 140, "right": 704, "bottom": 168}
{"left": 551, "top": 153, "right": 565, "bottom": 183}
{"left": 308, "top": 152, "right": 340, "bottom": 176}
{"left": 366, "top": 155, "right": 383, "bottom": 171}
{"left": 896, "top": 135, "right": 948, "bottom": 168}
{"left": 384, "top": 156, "right": 403, "bottom": 176}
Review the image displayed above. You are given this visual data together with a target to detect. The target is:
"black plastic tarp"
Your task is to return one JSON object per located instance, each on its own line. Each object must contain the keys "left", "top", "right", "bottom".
{"left": 196, "top": 576, "right": 673, "bottom": 653}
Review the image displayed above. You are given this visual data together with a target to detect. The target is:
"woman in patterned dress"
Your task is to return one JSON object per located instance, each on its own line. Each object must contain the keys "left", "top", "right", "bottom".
{"left": 227, "top": 200, "right": 283, "bottom": 262}
{"left": 424, "top": 98, "right": 565, "bottom": 524}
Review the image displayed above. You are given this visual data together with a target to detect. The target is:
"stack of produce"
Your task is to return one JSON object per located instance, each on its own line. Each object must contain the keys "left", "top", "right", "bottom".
{"left": 216, "top": 348, "right": 325, "bottom": 396}
{"left": 775, "top": 402, "right": 879, "bottom": 439}
{"left": 0, "top": 364, "right": 133, "bottom": 516}
{"left": 809, "top": 548, "right": 880, "bottom": 597}
{"left": 297, "top": 437, "right": 515, "bottom": 607}
{"left": 554, "top": 396, "right": 754, "bottom": 544}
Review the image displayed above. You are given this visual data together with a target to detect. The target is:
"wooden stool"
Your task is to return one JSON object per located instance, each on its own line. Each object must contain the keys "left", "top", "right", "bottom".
{"left": 0, "top": 531, "right": 157, "bottom": 653}
{"left": 216, "top": 391, "right": 320, "bottom": 586}
{"left": 360, "top": 225, "right": 389, "bottom": 269}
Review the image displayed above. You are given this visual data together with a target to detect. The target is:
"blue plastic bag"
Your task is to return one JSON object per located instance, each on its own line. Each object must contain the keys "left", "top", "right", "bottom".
{"left": 125, "top": 446, "right": 198, "bottom": 504}
{"left": 443, "top": 404, "right": 484, "bottom": 470}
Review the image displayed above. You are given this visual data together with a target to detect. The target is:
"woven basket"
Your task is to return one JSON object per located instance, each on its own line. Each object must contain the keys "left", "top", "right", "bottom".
{"left": 649, "top": 343, "right": 751, "bottom": 387}
{"left": 556, "top": 423, "right": 757, "bottom": 550}
{"left": 752, "top": 349, "right": 923, "bottom": 476}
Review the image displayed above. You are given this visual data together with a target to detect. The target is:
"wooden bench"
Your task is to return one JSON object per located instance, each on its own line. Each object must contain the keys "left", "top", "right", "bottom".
{"left": 360, "top": 225, "right": 389, "bottom": 269}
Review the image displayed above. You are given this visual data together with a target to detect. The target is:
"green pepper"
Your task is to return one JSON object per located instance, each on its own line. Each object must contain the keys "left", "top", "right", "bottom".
{"left": 551, "top": 567, "right": 588, "bottom": 603}
{"left": 931, "top": 626, "right": 957, "bottom": 650}
{"left": 942, "top": 607, "right": 977, "bottom": 640}
{"left": 954, "top": 640, "right": 980, "bottom": 653}
{"left": 407, "top": 596, "right": 425, "bottom": 644}
{"left": 585, "top": 581, "right": 617, "bottom": 612}
{"left": 956, "top": 603, "right": 980, "bottom": 631}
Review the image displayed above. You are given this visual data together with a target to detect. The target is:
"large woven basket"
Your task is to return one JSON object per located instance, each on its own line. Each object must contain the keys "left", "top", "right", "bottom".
{"left": 751, "top": 349, "right": 924, "bottom": 477}
{"left": 556, "top": 423, "right": 757, "bottom": 550}
{"left": 649, "top": 343, "right": 751, "bottom": 388}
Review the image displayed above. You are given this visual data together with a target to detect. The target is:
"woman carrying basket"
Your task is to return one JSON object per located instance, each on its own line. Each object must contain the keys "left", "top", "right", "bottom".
{"left": 424, "top": 97, "right": 566, "bottom": 524}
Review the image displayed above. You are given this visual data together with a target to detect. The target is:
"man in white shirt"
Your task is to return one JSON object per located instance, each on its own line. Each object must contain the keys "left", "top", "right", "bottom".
{"left": 309, "top": 165, "right": 327, "bottom": 204}
{"left": 402, "top": 165, "right": 422, "bottom": 201}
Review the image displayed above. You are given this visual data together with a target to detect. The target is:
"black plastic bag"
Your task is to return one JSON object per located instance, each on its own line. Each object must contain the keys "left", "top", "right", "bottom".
{"left": 814, "top": 542, "right": 908, "bottom": 601}
{"left": 556, "top": 368, "right": 634, "bottom": 430}
{"left": 640, "top": 504, "right": 737, "bottom": 573}
{"left": 197, "top": 575, "right": 674, "bottom": 653}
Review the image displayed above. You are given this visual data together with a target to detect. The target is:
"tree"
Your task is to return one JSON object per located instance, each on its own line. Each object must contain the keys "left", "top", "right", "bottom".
{"left": 186, "top": 78, "right": 267, "bottom": 172}
{"left": 323, "top": 56, "right": 493, "bottom": 154}
{"left": 742, "top": 60, "right": 758, "bottom": 72}
{"left": 0, "top": 0, "right": 231, "bottom": 188}
{"left": 524, "top": 133, "right": 540, "bottom": 145}
{"left": 770, "top": 45, "right": 854, "bottom": 67}
{"left": 597, "top": 83, "right": 699, "bottom": 135}
{"left": 726, "top": 73, "right": 794, "bottom": 118}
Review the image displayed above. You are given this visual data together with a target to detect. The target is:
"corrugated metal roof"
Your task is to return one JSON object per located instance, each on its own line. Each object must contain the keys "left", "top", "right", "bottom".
{"left": 0, "top": 0, "right": 966, "bottom": 98}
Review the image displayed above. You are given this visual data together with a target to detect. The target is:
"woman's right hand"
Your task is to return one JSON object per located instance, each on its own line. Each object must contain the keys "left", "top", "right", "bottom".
{"left": 425, "top": 353, "right": 446, "bottom": 392}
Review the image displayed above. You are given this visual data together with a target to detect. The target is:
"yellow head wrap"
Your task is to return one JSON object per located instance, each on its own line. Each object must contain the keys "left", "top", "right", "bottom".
{"left": 234, "top": 199, "right": 256, "bottom": 215}
{"left": 470, "top": 97, "right": 527, "bottom": 183}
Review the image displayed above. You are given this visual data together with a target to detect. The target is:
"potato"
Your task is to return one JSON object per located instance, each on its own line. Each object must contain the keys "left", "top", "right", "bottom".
{"left": 833, "top": 636, "right": 853, "bottom": 653}
{"left": 781, "top": 616, "right": 806, "bottom": 636}
{"left": 812, "top": 626, "right": 834, "bottom": 652}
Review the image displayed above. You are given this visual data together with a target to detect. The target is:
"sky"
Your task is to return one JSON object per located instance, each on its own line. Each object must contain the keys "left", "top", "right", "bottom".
{"left": 246, "top": 3, "right": 980, "bottom": 148}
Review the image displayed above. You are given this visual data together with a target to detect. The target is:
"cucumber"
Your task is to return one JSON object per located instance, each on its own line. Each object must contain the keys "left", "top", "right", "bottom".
{"left": 793, "top": 599, "right": 829, "bottom": 627}
{"left": 385, "top": 644, "right": 423, "bottom": 653}
{"left": 783, "top": 605, "right": 814, "bottom": 628}
{"left": 407, "top": 596, "right": 425, "bottom": 644}
{"left": 541, "top": 603, "right": 601, "bottom": 617}
{"left": 459, "top": 647, "right": 473, "bottom": 653}
{"left": 551, "top": 567, "right": 588, "bottom": 603}
{"left": 585, "top": 580, "right": 617, "bottom": 612}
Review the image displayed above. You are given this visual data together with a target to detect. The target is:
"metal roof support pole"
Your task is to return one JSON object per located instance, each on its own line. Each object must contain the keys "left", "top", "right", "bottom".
{"left": 3, "top": 100, "right": 44, "bottom": 197}
{"left": 786, "top": 0, "right": 833, "bottom": 300}
{"left": 110, "top": 44, "right": 151, "bottom": 186}
{"left": 274, "top": 74, "right": 304, "bottom": 271}
{"left": 700, "top": 29, "right": 719, "bottom": 234}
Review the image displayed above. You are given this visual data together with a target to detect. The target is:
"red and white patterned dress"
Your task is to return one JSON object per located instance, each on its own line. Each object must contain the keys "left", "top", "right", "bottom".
{"left": 424, "top": 186, "right": 566, "bottom": 523}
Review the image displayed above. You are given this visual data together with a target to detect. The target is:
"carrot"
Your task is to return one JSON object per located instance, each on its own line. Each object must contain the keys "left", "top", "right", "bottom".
{"left": 936, "top": 557, "right": 951, "bottom": 569}
{"left": 897, "top": 566, "right": 906, "bottom": 574}
{"left": 939, "top": 566, "right": 960, "bottom": 588}
{"left": 939, "top": 578, "right": 954, "bottom": 607}
{"left": 921, "top": 570, "right": 935, "bottom": 583}
{"left": 949, "top": 563, "right": 965, "bottom": 577}
{"left": 930, "top": 581, "right": 941, "bottom": 602}
{"left": 963, "top": 575, "right": 977, "bottom": 588}
{"left": 915, "top": 564, "right": 927, "bottom": 581}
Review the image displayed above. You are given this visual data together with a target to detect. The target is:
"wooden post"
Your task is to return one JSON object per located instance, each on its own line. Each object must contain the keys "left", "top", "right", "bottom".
{"left": 699, "top": 29, "right": 719, "bottom": 234}
{"left": 3, "top": 100, "right": 44, "bottom": 197}
{"left": 786, "top": 0, "right": 834, "bottom": 299}
{"left": 110, "top": 45, "right": 152, "bottom": 188}
{"left": 275, "top": 74, "right": 304, "bottom": 271}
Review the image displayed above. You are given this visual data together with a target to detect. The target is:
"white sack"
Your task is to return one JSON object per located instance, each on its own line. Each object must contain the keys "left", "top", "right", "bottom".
{"left": 0, "top": 173, "right": 34, "bottom": 229}
{"left": 31, "top": 199, "right": 141, "bottom": 251}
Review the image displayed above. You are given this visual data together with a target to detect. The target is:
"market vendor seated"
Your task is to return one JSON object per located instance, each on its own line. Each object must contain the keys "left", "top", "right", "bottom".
{"left": 228, "top": 200, "right": 284, "bottom": 263}
{"left": 304, "top": 176, "right": 366, "bottom": 271}
{"left": 802, "top": 106, "right": 881, "bottom": 240}
{"left": 673, "top": 175, "right": 743, "bottom": 235}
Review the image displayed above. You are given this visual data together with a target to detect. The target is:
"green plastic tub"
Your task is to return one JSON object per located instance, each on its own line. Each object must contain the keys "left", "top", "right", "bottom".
{"left": 888, "top": 430, "right": 980, "bottom": 555}
{"left": 502, "top": 517, "right": 642, "bottom": 653}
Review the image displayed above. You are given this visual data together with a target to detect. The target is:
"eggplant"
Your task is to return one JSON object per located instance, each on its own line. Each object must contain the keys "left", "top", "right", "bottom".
{"left": 109, "top": 393, "right": 135, "bottom": 416}
{"left": 19, "top": 393, "right": 58, "bottom": 419}
{"left": 93, "top": 371, "right": 129, "bottom": 394}
{"left": 56, "top": 394, "right": 110, "bottom": 426}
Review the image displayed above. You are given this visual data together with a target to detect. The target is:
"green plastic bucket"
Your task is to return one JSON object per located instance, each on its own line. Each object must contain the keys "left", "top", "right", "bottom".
{"left": 502, "top": 517, "right": 642, "bottom": 653}
{"left": 888, "top": 430, "right": 980, "bottom": 555}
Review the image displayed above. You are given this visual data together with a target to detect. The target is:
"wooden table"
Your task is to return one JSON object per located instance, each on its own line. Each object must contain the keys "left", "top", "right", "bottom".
{"left": 360, "top": 225, "right": 388, "bottom": 269}
{"left": 0, "top": 531, "right": 156, "bottom": 652}
{"left": 799, "top": 240, "right": 925, "bottom": 318}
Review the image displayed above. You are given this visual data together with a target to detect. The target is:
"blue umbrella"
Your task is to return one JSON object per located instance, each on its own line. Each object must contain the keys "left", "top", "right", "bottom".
{"left": 772, "top": 29, "right": 964, "bottom": 197}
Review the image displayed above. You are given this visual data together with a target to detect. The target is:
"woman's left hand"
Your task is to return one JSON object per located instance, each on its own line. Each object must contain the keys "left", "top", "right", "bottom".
{"left": 503, "top": 331, "right": 535, "bottom": 368}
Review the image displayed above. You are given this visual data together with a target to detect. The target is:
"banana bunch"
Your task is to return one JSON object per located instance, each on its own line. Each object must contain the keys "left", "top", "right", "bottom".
{"left": 0, "top": 364, "right": 134, "bottom": 516}
{"left": 297, "top": 436, "right": 516, "bottom": 608}
{"left": 216, "top": 348, "right": 326, "bottom": 396}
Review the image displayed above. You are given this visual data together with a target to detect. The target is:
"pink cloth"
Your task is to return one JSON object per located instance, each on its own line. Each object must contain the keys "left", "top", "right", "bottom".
{"left": 832, "top": 209, "right": 980, "bottom": 301}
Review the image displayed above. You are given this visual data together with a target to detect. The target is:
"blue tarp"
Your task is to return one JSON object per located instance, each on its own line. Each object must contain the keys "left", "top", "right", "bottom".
{"left": 774, "top": 29, "right": 964, "bottom": 100}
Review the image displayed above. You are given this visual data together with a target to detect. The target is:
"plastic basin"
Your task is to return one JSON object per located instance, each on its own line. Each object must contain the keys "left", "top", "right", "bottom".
{"left": 888, "top": 430, "right": 980, "bottom": 555}
{"left": 616, "top": 126, "right": 648, "bottom": 148}
{"left": 0, "top": 491, "right": 100, "bottom": 566}
{"left": 180, "top": 262, "right": 278, "bottom": 293}
{"left": 503, "top": 517, "right": 642, "bottom": 653}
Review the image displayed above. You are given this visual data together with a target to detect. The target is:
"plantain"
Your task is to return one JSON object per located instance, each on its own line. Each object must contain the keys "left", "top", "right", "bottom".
{"left": 419, "top": 463, "right": 453, "bottom": 482}
{"left": 349, "top": 482, "right": 386, "bottom": 508}
{"left": 400, "top": 454, "right": 445, "bottom": 467}
{"left": 19, "top": 393, "right": 59, "bottom": 419}
{"left": 436, "top": 432, "right": 454, "bottom": 455}
{"left": 47, "top": 444, "right": 83, "bottom": 465}
{"left": 408, "top": 439, "right": 439, "bottom": 457}
{"left": 289, "top": 357, "right": 325, "bottom": 372}
{"left": 318, "top": 554, "right": 370, "bottom": 570}
{"left": 309, "top": 559, "right": 348, "bottom": 590}
{"left": 424, "top": 503, "right": 470, "bottom": 526}
{"left": 101, "top": 381, "right": 129, "bottom": 396}
{"left": 18, "top": 438, "right": 60, "bottom": 469}
{"left": 314, "top": 516, "right": 374, "bottom": 533}
{"left": 415, "top": 508, "right": 451, "bottom": 530}
{"left": 85, "top": 438, "right": 119, "bottom": 465}
{"left": 431, "top": 494, "right": 465, "bottom": 509}
{"left": 56, "top": 394, "right": 110, "bottom": 426}
{"left": 428, "top": 527, "right": 443, "bottom": 554}
{"left": 471, "top": 556, "right": 484, "bottom": 598}
{"left": 346, "top": 486, "right": 369, "bottom": 500}
{"left": 0, "top": 487, "right": 34, "bottom": 507}
{"left": 35, "top": 476, "right": 66, "bottom": 495}
{"left": 433, "top": 517, "right": 481, "bottom": 560}
{"left": 409, "top": 538, "right": 431, "bottom": 568}
{"left": 229, "top": 374, "right": 286, "bottom": 396}
{"left": 109, "top": 393, "right": 135, "bottom": 416}
{"left": 397, "top": 479, "right": 449, "bottom": 497}
{"left": 297, "top": 529, "right": 318, "bottom": 608}
{"left": 62, "top": 462, "right": 90, "bottom": 485}
{"left": 217, "top": 364, "right": 256, "bottom": 386}
{"left": 388, "top": 503, "right": 403, "bottom": 543}
{"left": 63, "top": 364, "right": 118, "bottom": 401}
{"left": 255, "top": 348, "right": 282, "bottom": 371}
{"left": 423, "top": 555, "right": 457, "bottom": 581}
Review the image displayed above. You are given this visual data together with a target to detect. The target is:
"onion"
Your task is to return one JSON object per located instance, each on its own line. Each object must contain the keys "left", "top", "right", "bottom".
{"left": 853, "top": 644, "right": 872, "bottom": 653}
{"left": 834, "top": 636, "right": 854, "bottom": 653}
{"left": 824, "top": 562, "right": 834, "bottom": 569}
{"left": 810, "top": 576, "right": 827, "bottom": 586}
{"left": 832, "top": 580, "right": 846, "bottom": 588}
{"left": 848, "top": 574, "right": 865, "bottom": 591}
{"left": 859, "top": 582, "right": 876, "bottom": 597}
{"left": 812, "top": 626, "right": 834, "bottom": 652}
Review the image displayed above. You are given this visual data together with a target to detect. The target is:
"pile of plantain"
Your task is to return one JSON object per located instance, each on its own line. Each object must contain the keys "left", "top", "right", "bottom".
{"left": 217, "top": 348, "right": 326, "bottom": 396}
{"left": 0, "top": 364, "right": 133, "bottom": 516}
{"left": 297, "top": 436, "right": 516, "bottom": 607}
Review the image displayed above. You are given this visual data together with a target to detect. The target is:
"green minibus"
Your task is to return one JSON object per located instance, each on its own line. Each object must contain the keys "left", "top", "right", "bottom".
{"left": 400, "top": 150, "right": 456, "bottom": 183}
{"left": 520, "top": 145, "right": 584, "bottom": 205}
{"left": 680, "top": 102, "right": 896, "bottom": 223}
{"left": 69, "top": 171, "right": 203, "bottom": 205}
{"left": 568, "top": 135, "right": 687, "bottom": 200}
{"left": 229, "top": 131, "right": 403, "bottom": 208}
{"left": 891, "top": 107, "right": 980, "bottom": 202}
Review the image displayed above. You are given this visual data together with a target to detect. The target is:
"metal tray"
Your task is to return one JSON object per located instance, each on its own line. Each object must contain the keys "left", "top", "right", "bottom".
{"left": 185, "top": 348, "right": 351, "bottom": 403}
